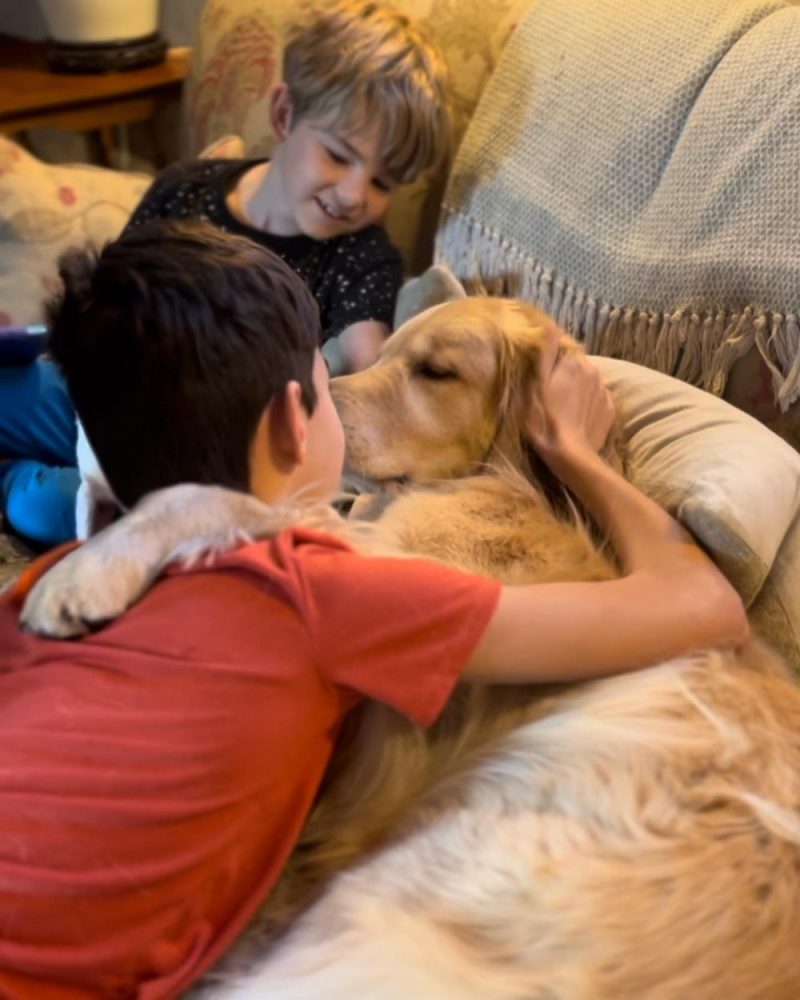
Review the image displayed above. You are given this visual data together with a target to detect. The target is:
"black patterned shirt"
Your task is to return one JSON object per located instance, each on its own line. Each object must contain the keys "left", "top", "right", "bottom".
{"left": 125, "top": 158, "right": 403, "bottom": 342}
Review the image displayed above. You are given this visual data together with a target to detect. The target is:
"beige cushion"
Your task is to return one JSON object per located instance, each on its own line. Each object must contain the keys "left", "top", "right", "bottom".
{"left": 0, "top": 136, "right": 150, "bottom": 327}
{"left": 595, "top": 356, "right": 800, "bottom": 612}
{"left": 749, "top": 512, "right": 800, "bottom": 672}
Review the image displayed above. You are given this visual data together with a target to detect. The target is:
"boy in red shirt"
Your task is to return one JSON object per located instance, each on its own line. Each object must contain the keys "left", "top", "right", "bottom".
{"left": 0, "top": 221, "right": 746, "bottom": 999}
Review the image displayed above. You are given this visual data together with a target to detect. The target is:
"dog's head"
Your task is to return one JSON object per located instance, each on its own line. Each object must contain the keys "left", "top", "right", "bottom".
{"left": 331, "top": 297, "right": 579, "bottom": 487}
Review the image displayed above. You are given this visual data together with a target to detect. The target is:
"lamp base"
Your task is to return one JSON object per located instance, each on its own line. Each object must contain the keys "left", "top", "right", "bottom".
{"left": 46, "top": 32, "right": 167, "bottom": 73}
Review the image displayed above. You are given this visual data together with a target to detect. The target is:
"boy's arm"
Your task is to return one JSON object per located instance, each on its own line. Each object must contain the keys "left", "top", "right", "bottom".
{"left": 462, "top": 332, "right": 749, "bottom": 684}
{"left": 327, "top": 230, "right": 401, "bottom": 373}
{"left": 337, "top": 320, "right": 389, "bottom": 372}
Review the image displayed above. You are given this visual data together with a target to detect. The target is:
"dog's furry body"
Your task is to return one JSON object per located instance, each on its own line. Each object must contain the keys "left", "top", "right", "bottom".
{"left": 23, "top": 300, "right": 800, "bottom": 999}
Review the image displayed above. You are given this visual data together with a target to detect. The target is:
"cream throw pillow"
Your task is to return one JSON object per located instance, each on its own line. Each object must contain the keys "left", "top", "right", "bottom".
{"left": 594, "top": 357, "right": 800, "bottom": 608}
{"left": 0, "top": 135, "right": 252, "bottom": 329}
{"left": 0, "top": 136, "right": 150, "bottom": 327}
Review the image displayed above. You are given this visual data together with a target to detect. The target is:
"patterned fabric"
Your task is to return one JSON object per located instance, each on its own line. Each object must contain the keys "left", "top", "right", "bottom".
{"left": 0, "top": 137, "right": 149, "bottom": 326}
{"left": 180, "top": 0, "right": 530, "bottom": 273}
{"left": 438, "top": 0, "right": 800, "bottom": 414}
{"left": 125, "top": 158, "right": 403, "bottom": 339}
{"left": 183, "top": 1, "right": 283, "bottom": 157}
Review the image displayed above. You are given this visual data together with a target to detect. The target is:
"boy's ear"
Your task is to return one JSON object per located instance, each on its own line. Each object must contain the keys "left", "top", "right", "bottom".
{"left": 267, "top": 381, "right": 307, "bottom": 473}
{"left": 270, "top": 83, "right": 294, "bottom": 141}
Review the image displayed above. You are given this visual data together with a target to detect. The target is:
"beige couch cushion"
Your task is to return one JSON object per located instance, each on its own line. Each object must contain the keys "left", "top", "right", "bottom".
{"left": 0, "top": 136, "right": 149, "bottom": 327}
{"left": 749, "top": 512, "right": 800, "bottom": 672}
{"left": 595, "top": 356, "right": 800, "bottom": 671}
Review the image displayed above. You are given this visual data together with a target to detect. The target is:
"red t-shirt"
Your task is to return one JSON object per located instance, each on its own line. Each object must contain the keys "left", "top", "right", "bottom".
{"left": 0, "top": 528, "right": 500, "bottom": 999}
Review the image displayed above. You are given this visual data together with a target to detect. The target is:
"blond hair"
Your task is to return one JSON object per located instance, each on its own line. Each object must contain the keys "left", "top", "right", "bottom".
{"left": 283, "top": 1, "right": 451, "bottom": 184}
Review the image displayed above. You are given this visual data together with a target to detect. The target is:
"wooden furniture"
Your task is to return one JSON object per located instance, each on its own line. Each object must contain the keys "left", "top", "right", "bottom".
{"left": 0, "top": 36, "right": 189, "bottom": 162}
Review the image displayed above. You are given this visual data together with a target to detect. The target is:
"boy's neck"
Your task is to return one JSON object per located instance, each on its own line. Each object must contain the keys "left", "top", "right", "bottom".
{"left": 227, "top": 161, "right": 269, "bottom": 230}
{"left": 229, "top": 160, "right": 299, "bottom": 237}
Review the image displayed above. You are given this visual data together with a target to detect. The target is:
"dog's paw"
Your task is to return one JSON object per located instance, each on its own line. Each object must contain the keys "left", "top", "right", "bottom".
{"left": 21, "top": 546, "right": 151, "bottom": 639}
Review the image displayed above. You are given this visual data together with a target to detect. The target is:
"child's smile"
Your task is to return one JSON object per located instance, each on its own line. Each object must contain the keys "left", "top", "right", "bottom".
{"left": 314, "top": 195, "right": 351, "bottom": 224}
{"left": 260, "top": 112, "right": 395, "bottom": 240}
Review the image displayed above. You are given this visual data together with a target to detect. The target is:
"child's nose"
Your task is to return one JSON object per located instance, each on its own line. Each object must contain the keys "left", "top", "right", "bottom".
{"left": 337, "top": 170, "right": 368, "bottom": 209}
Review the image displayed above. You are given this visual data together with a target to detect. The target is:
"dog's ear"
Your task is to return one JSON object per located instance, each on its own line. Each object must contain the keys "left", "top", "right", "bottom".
{"left": 491, "top": 305, "right": 559, "bottom": 471}
{"left": 490, "top": 302, "right": 626, "bottom": 478}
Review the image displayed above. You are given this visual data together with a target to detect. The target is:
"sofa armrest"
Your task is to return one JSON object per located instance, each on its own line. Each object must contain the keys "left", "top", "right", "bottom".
{"left": 595, "top": 356, "right": 800, "bottom": 674}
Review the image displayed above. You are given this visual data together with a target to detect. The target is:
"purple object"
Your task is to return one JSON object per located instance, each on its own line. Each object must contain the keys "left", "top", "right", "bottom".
{"left": 0, "top": 325, "right": 48, "bottom": 366}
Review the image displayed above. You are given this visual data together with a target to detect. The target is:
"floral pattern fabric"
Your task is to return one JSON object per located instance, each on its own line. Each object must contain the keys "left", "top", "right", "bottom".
{"left": 0, "top": 136, "right": 149, "bottom": 327}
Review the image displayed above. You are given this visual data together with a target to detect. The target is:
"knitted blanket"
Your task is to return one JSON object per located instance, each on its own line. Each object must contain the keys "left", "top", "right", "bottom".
{"left": 437, "top": 0, "right": 800, "bottom": 409}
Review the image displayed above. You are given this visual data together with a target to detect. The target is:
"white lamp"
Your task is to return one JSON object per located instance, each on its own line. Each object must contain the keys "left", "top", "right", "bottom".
{"left": 38, "top": 0, "right": 166, "bottom": 72}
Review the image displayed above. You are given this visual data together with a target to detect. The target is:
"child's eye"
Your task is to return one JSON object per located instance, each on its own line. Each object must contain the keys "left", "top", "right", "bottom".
{"left": 372, "top": 177, "right": 393, "bottom": 193}
{"left": 324, "top": 146, "right": 347, "bottom": 165}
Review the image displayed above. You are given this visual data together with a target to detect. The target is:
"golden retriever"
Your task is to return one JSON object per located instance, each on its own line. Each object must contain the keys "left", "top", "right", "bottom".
{"left": 22, "top": 299, "right": 800, "bottom": 1000}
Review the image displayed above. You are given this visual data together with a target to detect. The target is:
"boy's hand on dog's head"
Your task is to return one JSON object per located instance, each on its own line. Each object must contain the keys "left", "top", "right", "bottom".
{"left": 525, "top": 324, "right": 616, "bottom": 460}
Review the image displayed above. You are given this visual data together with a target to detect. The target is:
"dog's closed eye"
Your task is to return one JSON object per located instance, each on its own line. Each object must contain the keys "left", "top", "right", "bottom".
{"left": 413, "top": 361, "right": 458, "bottom": 381}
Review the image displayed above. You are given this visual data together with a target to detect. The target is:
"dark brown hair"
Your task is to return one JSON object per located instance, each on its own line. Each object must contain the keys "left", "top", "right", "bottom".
{"left": 47, "top": 220, "right": 321, "bottom": 508}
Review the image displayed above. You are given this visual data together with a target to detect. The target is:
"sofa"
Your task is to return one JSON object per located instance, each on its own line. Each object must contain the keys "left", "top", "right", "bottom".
{"left": 2, "top": 0, "right": 800, "bottom": 672}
